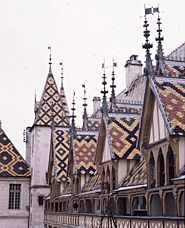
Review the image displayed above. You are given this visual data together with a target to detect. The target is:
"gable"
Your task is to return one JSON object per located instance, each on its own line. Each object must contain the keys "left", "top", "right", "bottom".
{"left": 34, "top": 73, "right": 69, "bottom": 127}
{"left": 0, "top": 128, "right": 30, "bottom": 177}
{"left": 149, "top": 99, "right": 168, "bottom": 144}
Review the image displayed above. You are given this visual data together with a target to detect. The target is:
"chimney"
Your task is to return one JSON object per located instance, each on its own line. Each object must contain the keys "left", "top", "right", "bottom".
{"left": 125, "top": 55, "right": 142, "bottom": 88}
{"left": 93, "top": 97, "right": 101, "bottom": 116}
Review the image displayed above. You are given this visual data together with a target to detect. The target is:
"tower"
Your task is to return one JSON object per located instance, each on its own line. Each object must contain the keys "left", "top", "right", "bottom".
{"left": 26, "top": 50, "right": 69, "bottom": 228}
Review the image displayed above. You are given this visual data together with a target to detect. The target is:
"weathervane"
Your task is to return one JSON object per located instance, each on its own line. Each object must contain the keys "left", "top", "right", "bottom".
{"left": 59, "top": 62, "right": 64, "bottom": 88}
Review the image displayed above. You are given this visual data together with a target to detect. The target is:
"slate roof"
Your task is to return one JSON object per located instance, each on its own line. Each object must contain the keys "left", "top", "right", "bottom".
{"left": 74, "top": 133, "right": 97, "bottom": 175}
{"left": 107, "top": 117, "right": 141, "bottom": 159}
{"left": 53, "top": 129, "right": 70, "bottom": 181}
{"left": 155, "top": 79, "right": 185, "bottom": 135}
{"left": 34, "top": 72, "right": 69, "bottom": 127}
{"left": 0, "top": 128, "right": 30, "bottom": 177}
{"left": 121, "top": 159, "right": 147, "bottom": 187}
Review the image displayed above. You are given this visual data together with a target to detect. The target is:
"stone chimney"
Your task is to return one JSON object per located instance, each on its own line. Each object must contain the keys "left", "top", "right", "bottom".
{"left": 93, "top": 96, "right": 101, "bottom": 116}
{"left": 125, "top": 55, "right": 142, "bottom": 88}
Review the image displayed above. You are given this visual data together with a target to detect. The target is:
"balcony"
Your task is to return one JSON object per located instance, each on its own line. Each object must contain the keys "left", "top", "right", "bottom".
{"left": 44, "top": 212, "right": 185, "bottom": 228}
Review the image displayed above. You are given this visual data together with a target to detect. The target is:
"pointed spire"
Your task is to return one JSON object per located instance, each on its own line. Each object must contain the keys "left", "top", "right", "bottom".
{"left": 155, "top": 12, "right": 166, "bottom": 76}
{"left": 59, "top": 62, "right": 64, "bottom": 89}
{"left": 101, "top": 60, "right": 108, "bottom": 114}
{"left": 48, "top": 47, "right": 52, "bottom": 75}
{"left": 110, "top": 60, "right": 117, "bottom": 111}
{"left": 142, "top": 16, "right": 154, "bottom": 77}
{"left": 82, "top": 83, "right": 88, "bottom": 130}
{"left": 71, "top": 91, "right": 76, "bottom": 133}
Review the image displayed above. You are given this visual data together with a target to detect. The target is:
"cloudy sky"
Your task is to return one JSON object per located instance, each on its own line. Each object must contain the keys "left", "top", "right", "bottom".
{"left": 0, "top": 0, "right": 184, "bottom": 157}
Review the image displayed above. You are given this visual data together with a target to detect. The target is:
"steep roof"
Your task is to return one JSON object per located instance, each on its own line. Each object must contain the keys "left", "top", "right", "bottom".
{"left": 155, "top": 78, "right": 185, "bottom": 135}
{"left": 0, "top": 128, "right": 30, "bottom": 177}
{"left": 53, "top": 128, "right": 70, "bottom": 181}
{"left": 120, "top": 159, "right": 147, "bottom": 187}
{"left": 107, "top": 116, "right": 141, "bottom": 159}
{"left": 60, "top": 85, "right": 70, "bottom": 118}
{"left": 74, "top": 132, "right": 98, "bottom": 175}
{"left": 34, "top": 72, "right": 69, "bottom": 127}
{"left": 86, "top": 118, "right": 101, "bottom": 131}
{"left": 167, "top": 42, "right": 185, "bottom": 61}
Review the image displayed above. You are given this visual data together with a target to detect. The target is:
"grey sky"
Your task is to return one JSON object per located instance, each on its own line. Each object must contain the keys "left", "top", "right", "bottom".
{"left": 0, "top": 0, "right": 184, "bottom": 157}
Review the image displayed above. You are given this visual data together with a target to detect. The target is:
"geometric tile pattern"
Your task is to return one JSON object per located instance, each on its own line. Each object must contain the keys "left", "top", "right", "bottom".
{"left": 60, "top": 87, "right": 70, "bottom": 118}
{"left": 114, "top": 105, "right": 142, "bottom": 115}
{"left": 165, "top": 63, "right": 185, "bottom": 78}
{"left": 74, "top": 134, "right": 97, "bottom": 175}
{"left": 81, "top": 168, "right": 101, "bottom": 192}
{"left": 121, "top": 159, "right": 147, "bottom": 187}
{"left": 156, "top": 81, "right": 185, "bottom": 135}
{"left": 34, "top": 73, "right": 69, "bottom": 127}
{"left": 86, "top": 118, "right": 101, "bottom": 131}
{"left": 0, "top": 128, "right": 30, "bottom": 177}
{"left": 53, "top": 129, "right": 70, "bottom": 182}
{"left": 108, "top": 117, "right": 141, "bottom": 159}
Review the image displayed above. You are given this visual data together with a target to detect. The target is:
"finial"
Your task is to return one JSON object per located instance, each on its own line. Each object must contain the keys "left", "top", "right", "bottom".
{"left": 101, "top": 60, "right": 108, "bottom": 114}
{"left": 142, "top": 16, "right": 154, "bottom": 77}
{"left": 0, "top": 119, "right": 1, "bottom": 128}
{"left": 48, "top": 47, "right": 52, "bottom": 74}
{"left": 71, "top": 91, "right": 76, "bottom": 132}
{"left": 82, "top": 83, "right": 88, "bottom": 122}
{"left": 155, "top": 11, "right": 166, "bottom": 76}
{"left": 110, "top": 60, "right": 117, "bottom": 106}
{"left": 59, "top": 62, "right": 64, "bottom": 89}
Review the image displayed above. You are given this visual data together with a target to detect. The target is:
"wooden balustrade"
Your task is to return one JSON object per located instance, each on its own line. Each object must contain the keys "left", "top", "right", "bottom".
{"left": 44, "top": 212, "right": 185, "bottom": 228}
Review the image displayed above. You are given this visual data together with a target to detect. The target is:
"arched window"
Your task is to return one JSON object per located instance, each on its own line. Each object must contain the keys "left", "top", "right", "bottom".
{"left": 164, "top": 192, "right": 176, "bottom": 216}
{"left": 63, "top": 201, "right": 66, "bottom": 212}
{"left": 102, "top": 198, "right": 108, "bottom": 213}
{"left": 150, "top": 194, "right": 162, "bottom": 216}
{"left": 149, "top": 152, "right": 155, "bottom": 188}
{"left": 132, "top": 196, "right": 147, "bottom": 216}
{"left": 112, "top": 167, "right": 116, "bottom": 190}
{"left": 157, "top": 150, "right": 165, "bottom": 187}
{"left": 179, "top": 191, "right": 185, "bottom": 217}
{"left": 109, "top": 198, "right": 116, "bottom": 214}
{"left": 86, "top": 199, "right": 93, "bottom": 213}
{"left": 167, "top": 146, "right": 175, "bottom": 185}
{"left": 117, "top": 197, "right": 128, "bottom": 215}
{"left": 79, "top": 200, "right": 85, "bottom": 213}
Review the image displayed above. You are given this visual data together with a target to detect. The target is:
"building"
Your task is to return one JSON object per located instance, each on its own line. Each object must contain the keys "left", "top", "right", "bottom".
{"left": 0, "top": 123, "right": 30, "bottom": 228}
{"left": 44, "top": 15, "right": 185, "bottom": 228}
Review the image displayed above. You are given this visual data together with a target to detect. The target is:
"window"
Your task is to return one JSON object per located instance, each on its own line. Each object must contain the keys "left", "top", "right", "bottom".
{"left": 9, "top": 184, "right": 21, "bottom": 209}
{"left": 38, "top": 195, "right": 44, "bottom": 206}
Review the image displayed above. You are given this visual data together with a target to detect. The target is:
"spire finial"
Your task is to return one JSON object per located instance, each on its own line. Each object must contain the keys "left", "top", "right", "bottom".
{"left": 101, "top": 60, "right": 108, "bottom": 114}
{"left": 59, "top": 62, "right": 64, "bottom": 88}
{"left": 110, "top": 60, "right": 117, "bottom": 109}
{"left": 82, "top": 83, "right": 88, "bottom": 120}
{"left": 71, "top": 91, "right": 76, "bottom": 132}
{"left": 142, "top": 15, "right": 154, "bottom": 77}
{"left": 48, "top": 47, "right": 52, "bottom": 74}
{"left": 0, "top": 119, "right": 2, "bottom": 128}
{"left": 155, "top": 10, "right": 166, "bottom": 76}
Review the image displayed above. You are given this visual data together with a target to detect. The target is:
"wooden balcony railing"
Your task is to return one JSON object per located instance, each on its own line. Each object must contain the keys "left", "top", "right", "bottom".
{"left": 44, "top": 212, "right": 185, "bottom": 228}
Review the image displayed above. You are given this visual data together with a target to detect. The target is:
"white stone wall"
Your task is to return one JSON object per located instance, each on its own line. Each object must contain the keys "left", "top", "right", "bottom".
{"left": 0, "top": 177, "right": 30, "bottom": 228}
{"left": 29, "top": 126, "right": 51, "bottom": 228}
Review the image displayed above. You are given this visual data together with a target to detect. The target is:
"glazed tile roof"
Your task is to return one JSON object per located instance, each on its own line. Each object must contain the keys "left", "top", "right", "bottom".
{"left": 0, "top": 128, "right": 30, "bottom": 177}
{"left": 113, "top": 103, "right": 142, "bottom": 115}
{"left": 155, "top": 80, "right": 185, "bottom": 135}
{"left": 60, "top": 86, "right": 70, "bottom": 117}
{"left": 53, "top": 129, "right": 70, "bottom": 181}
{"left": 74, "top": 133, "right": 97, "bottom": 175}
{"left": 34, "top": 73, "right": 69, "bottom": 127}
{"left": 107, "top": 117, "right": 141, "bottom": 159}
{"left": 121, "top": 159, "right": 147, "bottom": 187}
{"left": 86, "top": 118, "right": 101, "bottom": 131}
{"left": 165, "top": 60, "right": 185, "bottom": 78}
{"left": 81, "top": 169, "right": 101, "bottom": 193}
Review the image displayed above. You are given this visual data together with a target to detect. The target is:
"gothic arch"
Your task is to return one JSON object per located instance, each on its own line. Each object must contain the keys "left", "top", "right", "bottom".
{"left": 179, "top": 191, "right": 185, "bottom": 216}
{"left": 79, "top": 200, "right": 85, "bottom": 213}
{"left": 149, "top": 151, "right": 155, "bottom": 188}
{"left": 157, "top": 150, "right": 165, "bottom": 187}
{"left": 86, "top": 199, "right": 93, "bottom": 213}
{"left": 150, "top": 194, "right": 162, "bottom": 216}
{"left": 117, "top": 197, "right": 128, "bottom": 215}
{"left": 164, "top": 192, "right": 176, "bottom": 216}
{"left": 166, "top": 146, "right": 175, "bottom": 184}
